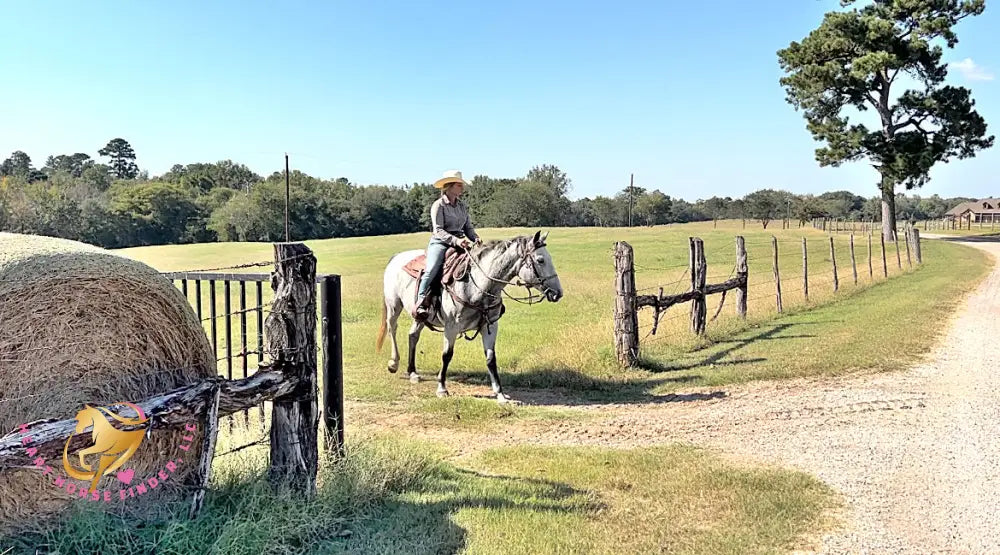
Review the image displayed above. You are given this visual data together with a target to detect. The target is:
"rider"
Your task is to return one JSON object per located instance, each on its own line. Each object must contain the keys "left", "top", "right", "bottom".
{"left": 413, "top": 170, "right": 482, "bottom": 321}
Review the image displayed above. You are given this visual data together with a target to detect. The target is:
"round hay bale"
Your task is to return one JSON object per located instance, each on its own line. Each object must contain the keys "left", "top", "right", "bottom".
{"left": 0, "top": 232, "right": 215, "bottom": 532}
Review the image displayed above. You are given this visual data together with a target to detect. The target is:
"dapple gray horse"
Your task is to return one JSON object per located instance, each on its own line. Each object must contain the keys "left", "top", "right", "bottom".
{"left": 376, "top": 231, "right": 563, "bottom": 403}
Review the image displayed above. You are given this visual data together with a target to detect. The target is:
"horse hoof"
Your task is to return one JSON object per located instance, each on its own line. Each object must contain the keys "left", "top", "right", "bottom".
{"left": 409, "top": 373, "right": 421, "bottom": 384}
{"left": 496, "top": 393, "right": 518, "bottom": 405}
{"left": 437, "top": 389, "right": 450, "bottom": 398}
{"left": 387, "top": 362, "right": 398, "bottom": 374}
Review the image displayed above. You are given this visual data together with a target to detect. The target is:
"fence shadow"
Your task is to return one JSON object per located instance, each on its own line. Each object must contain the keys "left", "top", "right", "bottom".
{"left": 1, "top": 463, "right": 599, "bottom": 555}
{"left": 446, "top": 319, "right": 827, "bottom": 408}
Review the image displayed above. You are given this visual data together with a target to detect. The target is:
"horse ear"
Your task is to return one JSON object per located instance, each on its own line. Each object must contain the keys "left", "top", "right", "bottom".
{"left": 532, "top": 230, "right": 541, "bottom": 247}
{"left": 539, "top": 231, "right": 549, "bottom": 246}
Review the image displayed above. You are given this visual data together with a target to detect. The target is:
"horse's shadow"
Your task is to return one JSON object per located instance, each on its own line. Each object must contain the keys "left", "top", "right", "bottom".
{"left": 320, "top": 465, "right": 602, "bottom": 553}
{"left": 443, "top": 320, "right": 826, "bottom": 407}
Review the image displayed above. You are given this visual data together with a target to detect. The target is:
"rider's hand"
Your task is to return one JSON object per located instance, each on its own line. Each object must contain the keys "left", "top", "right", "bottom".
{"left": 459, "top": 239, "right": 472, "bottom": 250}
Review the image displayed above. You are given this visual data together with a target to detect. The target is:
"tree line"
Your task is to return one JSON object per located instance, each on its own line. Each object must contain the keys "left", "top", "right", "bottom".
{"left": 0, "top": 140, "right": 974, "bottom": 249}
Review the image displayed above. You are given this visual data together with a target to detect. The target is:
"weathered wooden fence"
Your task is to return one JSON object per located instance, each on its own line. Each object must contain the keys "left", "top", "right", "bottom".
{"left": 615, "top": 237, "right": 748, "bottom": 367}
{"left": 0, "top": 242, "right": 344, "bottom": 517}
{"left": 613, "top": 228, "right": 922, "bottom": 367}
{"left": 813, "top": 217, "right": 994, "bottom": 233}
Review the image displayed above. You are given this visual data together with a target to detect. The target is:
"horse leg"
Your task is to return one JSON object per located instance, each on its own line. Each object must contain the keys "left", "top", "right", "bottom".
{"left": 386, "top": 297, "right": 402, "bottom": 373}
{"left": 437, "top": 327, "right": 459, "bottom": 397}
{"left": 481, "top": 324, "right": 513, "bottom": 404}
{"left": 406, "top": 321, "right": 424, "bottom": 384}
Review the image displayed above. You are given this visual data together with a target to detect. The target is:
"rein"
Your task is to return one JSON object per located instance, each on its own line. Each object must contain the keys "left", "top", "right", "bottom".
{"left": 445, "top": 238, "right": 559, "bottom": 339}
{"left": 466, "top": 240, "right": 559, "bottom": 305}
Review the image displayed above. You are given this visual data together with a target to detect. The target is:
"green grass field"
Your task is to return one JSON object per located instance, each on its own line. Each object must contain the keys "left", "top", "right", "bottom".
{"left": 3, "top": 221, "right": 989, "bottom": 554}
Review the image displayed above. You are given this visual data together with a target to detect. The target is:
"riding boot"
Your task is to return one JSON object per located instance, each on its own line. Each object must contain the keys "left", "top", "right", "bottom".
{"left": 413, "top": 294, "right": 433, "bottom": 321}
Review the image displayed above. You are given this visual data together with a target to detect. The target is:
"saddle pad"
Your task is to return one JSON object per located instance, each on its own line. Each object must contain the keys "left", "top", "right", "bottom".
{"left": 403, "top": 254, "right": 426, "bottom": 280}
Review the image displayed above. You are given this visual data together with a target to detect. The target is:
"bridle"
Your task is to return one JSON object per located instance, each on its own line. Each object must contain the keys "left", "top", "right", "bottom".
{"left": 511, "top": 242, "right": 561, "bottom": 304}
{"left": 442, "top": 238, "right": 560, "bottom": 340}
{"left": 466, "top": 238, "right": 560, "bottom": 305}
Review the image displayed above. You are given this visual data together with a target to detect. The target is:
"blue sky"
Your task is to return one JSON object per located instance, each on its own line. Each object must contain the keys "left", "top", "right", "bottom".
{"left": 1, "top": 1, "right": 997, "bottom": 201}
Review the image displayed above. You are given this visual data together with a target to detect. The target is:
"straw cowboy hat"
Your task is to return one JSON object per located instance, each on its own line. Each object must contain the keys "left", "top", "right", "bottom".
{"left": 433, "top": 170, "right": 471, "bottom": 189}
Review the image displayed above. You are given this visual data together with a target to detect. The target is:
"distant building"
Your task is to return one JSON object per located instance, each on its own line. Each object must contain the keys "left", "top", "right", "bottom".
{"left": 945, "top": 198, "right": 1000, "bottom": 223}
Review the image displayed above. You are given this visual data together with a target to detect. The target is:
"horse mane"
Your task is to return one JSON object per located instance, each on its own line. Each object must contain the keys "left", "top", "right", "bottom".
{"left": 471, "top": 236, "right": 531, "bottom": 261}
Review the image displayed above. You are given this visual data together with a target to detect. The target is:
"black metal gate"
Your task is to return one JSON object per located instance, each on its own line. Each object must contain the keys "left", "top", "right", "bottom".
{"left": 164, "top": 271, "right": 344, "bottom": 449}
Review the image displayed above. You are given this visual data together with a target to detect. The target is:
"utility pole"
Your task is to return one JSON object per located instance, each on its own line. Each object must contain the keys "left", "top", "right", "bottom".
{"left": 284, "top": 153, "right": 290, "bottom": 242}
{"left": 628, "top": 173, "right": 634, "bottom": 227}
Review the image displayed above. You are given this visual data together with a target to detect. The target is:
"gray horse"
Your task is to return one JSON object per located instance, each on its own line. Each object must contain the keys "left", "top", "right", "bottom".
{"left": 376, "top": 231, "right": 563, "bottom": 403}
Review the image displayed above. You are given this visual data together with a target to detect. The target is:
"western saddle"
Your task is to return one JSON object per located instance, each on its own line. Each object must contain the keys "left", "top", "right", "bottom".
{"left": 402, "top": 246, "right": 473, "bottom": 307}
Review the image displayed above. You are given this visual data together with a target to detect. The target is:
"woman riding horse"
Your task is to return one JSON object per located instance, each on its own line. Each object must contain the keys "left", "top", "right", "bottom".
{"left": 413, "top": 170, "right": 482, "bottom": 321}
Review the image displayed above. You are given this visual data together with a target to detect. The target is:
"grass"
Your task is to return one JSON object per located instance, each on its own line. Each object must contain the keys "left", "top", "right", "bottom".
{"left": 1, "top": 435, "right": 838, "bottom": 555}
{"left": 118, "top": 219, "right": 992, "bottom": 409}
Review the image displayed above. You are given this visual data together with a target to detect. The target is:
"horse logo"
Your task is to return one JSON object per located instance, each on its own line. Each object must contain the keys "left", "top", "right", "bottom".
{"left": 62, "top": 402, "right": 149, "bottom": 493}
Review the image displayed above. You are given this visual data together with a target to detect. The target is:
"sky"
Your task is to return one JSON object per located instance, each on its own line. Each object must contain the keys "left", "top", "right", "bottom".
{"left": 1, "top": 0, "right": 998, "bottom": 202}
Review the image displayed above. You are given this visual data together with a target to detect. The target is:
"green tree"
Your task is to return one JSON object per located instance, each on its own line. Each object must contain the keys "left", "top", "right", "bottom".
{"left": 701, "top": 196, "right": 730, "bottom": 227}
{"left": 633, "top": 190, "right": 673, "bottom": 226}
{"left": 777, "top": 0, "right": 994, "bottom": 241}
{"left": 98, "top": 138, "right": 140, "bottom": 179}
{"left": 44, "top": 153, "right": 93, "bottom": 177}
{"left": 109, "top": 182, "right": 200, "bottom": 245}
{"left": 744, "top": 189, "right": 783, "bottom": 229}
{"left": 1, "top": 151, "right": 34, "bottom": 178}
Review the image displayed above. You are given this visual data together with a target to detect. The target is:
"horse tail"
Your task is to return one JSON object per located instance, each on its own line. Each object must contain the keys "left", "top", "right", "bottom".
{"left": 375, "top": 298, "right": 387, "bottom": 354}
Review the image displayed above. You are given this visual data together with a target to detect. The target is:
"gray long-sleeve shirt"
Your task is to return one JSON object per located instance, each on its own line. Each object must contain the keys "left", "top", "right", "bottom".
{"left": 430, "top": 194, "right": 479, "bottom": 246}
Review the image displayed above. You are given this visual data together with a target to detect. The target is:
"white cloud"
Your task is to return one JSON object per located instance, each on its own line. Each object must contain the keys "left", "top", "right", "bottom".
{"left": 949, "top": 58, "right": 995, "bottom": 82}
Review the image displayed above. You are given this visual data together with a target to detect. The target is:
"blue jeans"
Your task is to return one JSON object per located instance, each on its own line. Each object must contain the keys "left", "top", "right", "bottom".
{"left": 417, "top": 238, "right": 449, "bottom": 299}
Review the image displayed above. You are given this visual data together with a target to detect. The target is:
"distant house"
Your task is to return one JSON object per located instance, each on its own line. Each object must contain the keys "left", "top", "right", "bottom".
{"left": 945, "top": 198, "right": 1000, "bottom": 223}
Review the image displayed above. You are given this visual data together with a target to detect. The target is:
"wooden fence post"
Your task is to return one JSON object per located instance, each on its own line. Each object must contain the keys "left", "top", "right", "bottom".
{"left": 868, "top": 233, "right": 874, "bottom": 280}
{"left": 912, "top": 228, "right": 922, "bottom": 264}
{"left": 904, "top": 228, "right": 912, "bottom": 268}
{"left": 613, "top": 242, "right": 639, "bottom": 367}
{"left": 320, "top": 275, "right": 345, "bottom": 458}
{"left": 850, "top": 234, "right": 858, "bottom": 285}
{"left": 736, "top": 236, "right": 748, "bottom": 319}
{"left": 880, "top": 233, "right": 888, "bottom": 278}
{"left": 690, "top": 237, "right": 707, "bottom": 335}
{"left": 830, "top": 237, "right": 839, "bottom": 292}
{"left": 894, "top": 235, "right": 902, "bottom": 269}
{"left": 772, "top": 236, "right": 783, "bottom": 313}
{"left": 802, "top": 237, "right": 809, "bottom": 301}
{"left": 267, "top": 242, "right": 319, "bottom": 497}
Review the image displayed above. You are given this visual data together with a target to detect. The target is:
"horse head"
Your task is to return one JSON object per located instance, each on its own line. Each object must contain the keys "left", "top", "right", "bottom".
{"left": 517, "top": 230, "right": 563, "bottom": 303}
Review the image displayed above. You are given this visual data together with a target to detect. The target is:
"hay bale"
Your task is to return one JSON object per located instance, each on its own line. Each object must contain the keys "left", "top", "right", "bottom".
{"left": 0, "top": 232, "right": 215, "bottom": 532}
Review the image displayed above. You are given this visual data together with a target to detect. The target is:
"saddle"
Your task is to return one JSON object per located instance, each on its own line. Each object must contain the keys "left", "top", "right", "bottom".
{"left": 403, "top": 246, "right": 472, "bottom": 303}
